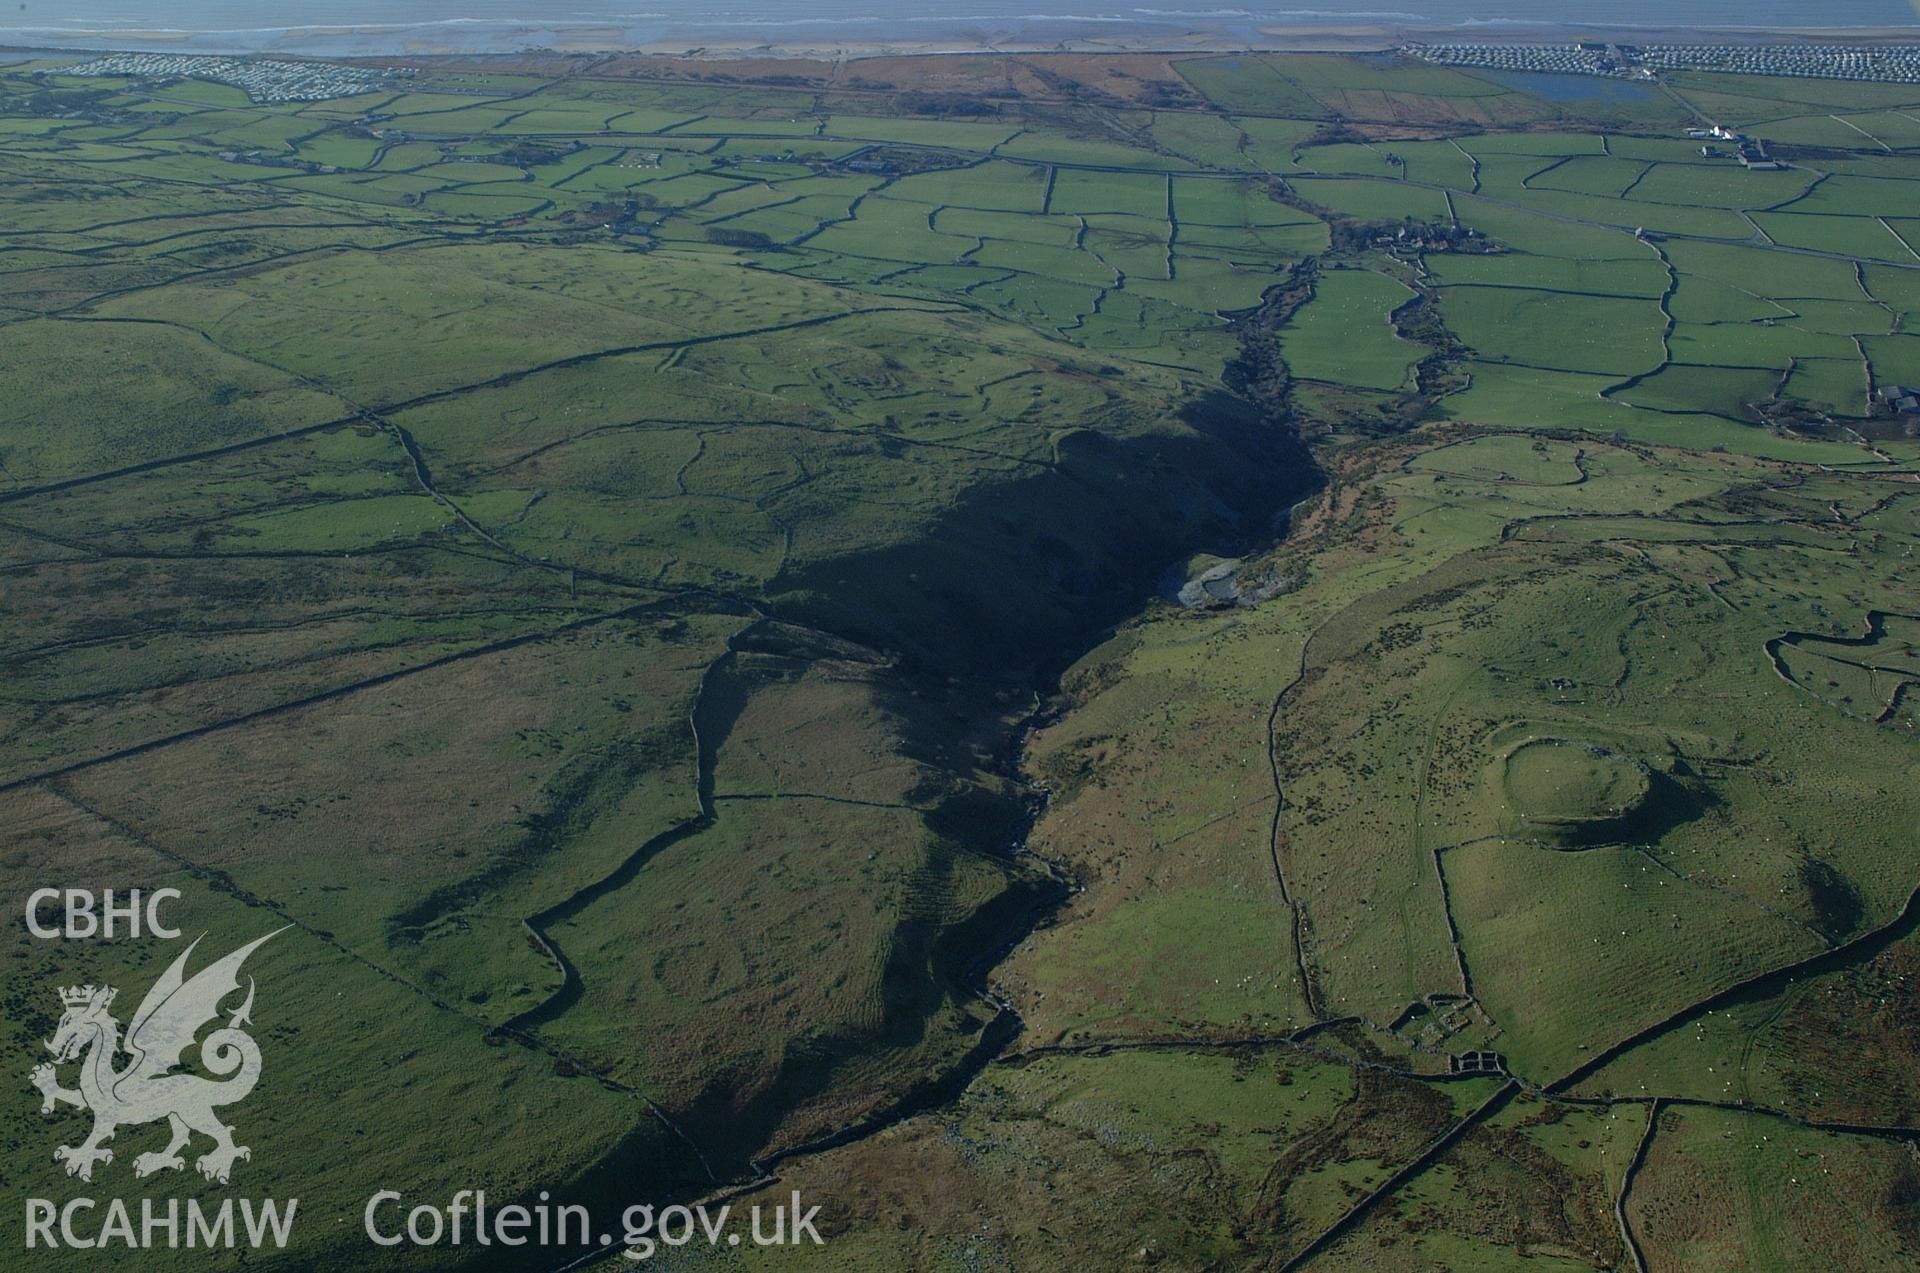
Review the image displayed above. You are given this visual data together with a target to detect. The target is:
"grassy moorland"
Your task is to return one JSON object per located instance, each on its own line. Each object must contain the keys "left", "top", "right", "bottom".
{"left": 1, "top": 45, "right": 1918, "bottom": 1271}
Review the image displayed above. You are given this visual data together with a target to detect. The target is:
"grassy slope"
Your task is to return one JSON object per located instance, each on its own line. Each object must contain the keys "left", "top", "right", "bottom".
{"left": 4, "top": 51, "right": 1920, "bottom": 1271}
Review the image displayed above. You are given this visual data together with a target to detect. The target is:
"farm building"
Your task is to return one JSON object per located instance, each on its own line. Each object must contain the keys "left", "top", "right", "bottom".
{"left": 1875, "top": 385, "right": 1920, "bottom": 413}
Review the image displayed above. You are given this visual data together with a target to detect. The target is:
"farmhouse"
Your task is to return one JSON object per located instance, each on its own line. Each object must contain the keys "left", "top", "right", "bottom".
{"left": 1874, "top": 385, "right": 1920, "bottom": 414}
{"left": 1682, "top": 124, "right": 1783, "bottom": 170}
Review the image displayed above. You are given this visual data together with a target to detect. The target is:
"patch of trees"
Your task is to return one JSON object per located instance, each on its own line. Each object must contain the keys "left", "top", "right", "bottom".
{"left": 24, "top": 86, "right": 113, "bottom": 117}
{"left": 560, "top": 197, "right": 654, "bottom": 232}
{"left": 706, "top": 227, "right": 775, "bottom": 249}
{"left": 1223, "top": 261, "right": 1316, "bottom": 415}
{"left": 1326, "top": 218, "right": 1391, "bottom": 252}
{"left": 1756, "top": 399, "right": 1841, "bottom": 429}
{"left": 1321, "top": 217, "right": 1495, "bottom": 255}
{"left": 1302, "top": 124, "right": 1370, "bottom": 149}
{"left": 503, "top": 140, "right": 572, "bottom": 166}
{"left": 1140, "top": 82, "right": 1203, "bottom": 108}
{"left": 831, "top": 146, "right": 969, "bottom": 177}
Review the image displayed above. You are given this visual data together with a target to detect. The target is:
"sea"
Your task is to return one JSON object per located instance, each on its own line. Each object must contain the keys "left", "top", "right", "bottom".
{"left": 3, "top": 1, "right": 1917, "bottom": 57}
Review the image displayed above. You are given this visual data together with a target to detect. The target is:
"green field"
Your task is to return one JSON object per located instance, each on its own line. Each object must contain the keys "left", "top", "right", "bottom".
{"left": 3, "top": 47, "right": 1918, "bottom": 1273}
{"left": 1279, "top": 266, "right": 1424, "bottom": 390}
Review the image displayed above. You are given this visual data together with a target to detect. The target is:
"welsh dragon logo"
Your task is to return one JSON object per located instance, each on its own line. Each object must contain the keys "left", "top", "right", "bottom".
{"left": 29, "top": 930, "right": 281, "bottom": 1185}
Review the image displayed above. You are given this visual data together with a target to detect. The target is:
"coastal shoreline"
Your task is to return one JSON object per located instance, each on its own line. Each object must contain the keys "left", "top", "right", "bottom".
{"left": 5, "top": 18, "right": 1920, "bottom": 62}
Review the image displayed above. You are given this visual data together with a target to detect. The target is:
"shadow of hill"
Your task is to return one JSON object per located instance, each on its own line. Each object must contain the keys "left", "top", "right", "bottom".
{"left": 770, "top": 388, "right": 1314, "bottom": 684}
